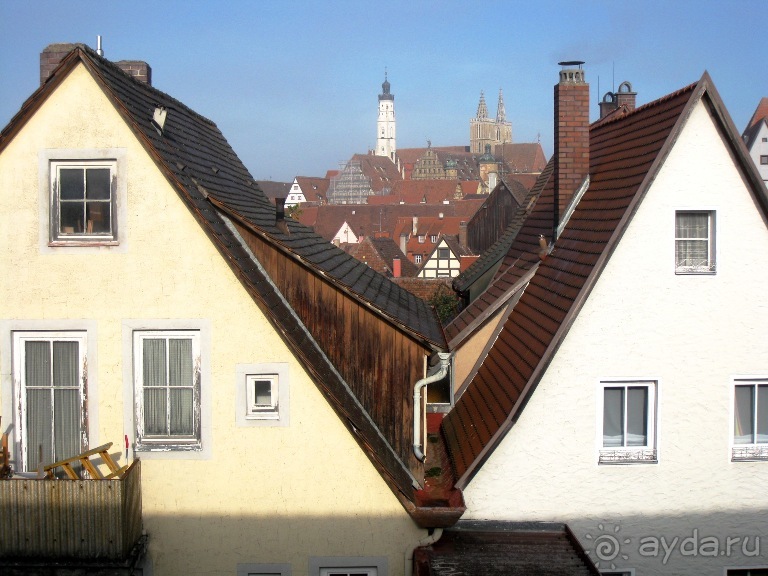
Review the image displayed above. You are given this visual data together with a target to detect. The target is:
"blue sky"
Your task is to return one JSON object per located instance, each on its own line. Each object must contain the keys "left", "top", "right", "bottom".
{"left": 1, "top": 1, "right": 765, "bottom": 182}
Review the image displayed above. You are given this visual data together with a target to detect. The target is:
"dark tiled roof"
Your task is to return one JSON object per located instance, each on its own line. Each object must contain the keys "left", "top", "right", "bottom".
{"left": 255, "top": 180, "right": 291, "bottom": 200}
{"left": 493, "top": 142, "right": 548, "bottom": 174}
{"left": 442, "top": 74, "right": 767, "bottom": 486}
{"left": 413, "top": 521, "right": 600, "bottom": 576}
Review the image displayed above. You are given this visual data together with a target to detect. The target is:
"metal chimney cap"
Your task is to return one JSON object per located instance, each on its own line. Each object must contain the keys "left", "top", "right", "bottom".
{"left": 558, "top": 60, "right": 585, "bottom": 67}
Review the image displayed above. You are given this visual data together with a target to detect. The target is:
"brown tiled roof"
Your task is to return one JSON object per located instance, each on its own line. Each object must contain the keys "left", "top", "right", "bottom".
{"left": 367, "top": 179, "right": 470, "bottom": 205}
{"left": 295, "top": 176, "right": 330, "bottom": 203}
{"left": 349, "top": 236, "right": 418, "bottom": 277}
{"left": 413, "top": 521, "right": 600, "bottom": 576}
{"left": 493, "top": 142, "right": 548, "bottom": 173}
{"left": 393, "top": 277, "right": 453, "bottom": 301}
{"left": 1, "top": 45, "right": 452, "bottom": 519}
{"left": 442, "top": 73, "right": 768, "bottom": 486}
{"left": 349, "top": 153, "right": 403, "bottom": 192}
{"left": 746, "top": 97, "right": 768, "bottom": 130}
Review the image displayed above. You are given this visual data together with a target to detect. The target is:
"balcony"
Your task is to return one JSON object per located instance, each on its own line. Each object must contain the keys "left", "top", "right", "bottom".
{"left": 0, "top": 459, "right": 145, "bottom": 574}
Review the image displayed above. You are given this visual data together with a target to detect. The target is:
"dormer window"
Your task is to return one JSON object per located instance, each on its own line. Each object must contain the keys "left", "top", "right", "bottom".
{"left": 51, "top": 160, "right": 117, "bottom": 244}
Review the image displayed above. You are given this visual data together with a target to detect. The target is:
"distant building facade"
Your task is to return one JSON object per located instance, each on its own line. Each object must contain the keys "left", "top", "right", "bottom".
{"left": 470, "top": 90, "right": 512, "bottom": 154}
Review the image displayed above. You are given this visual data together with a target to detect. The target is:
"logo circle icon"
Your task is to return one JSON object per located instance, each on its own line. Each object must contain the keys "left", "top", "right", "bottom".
{"left": 593, "top": 534, "right": 621, "bottom": 561}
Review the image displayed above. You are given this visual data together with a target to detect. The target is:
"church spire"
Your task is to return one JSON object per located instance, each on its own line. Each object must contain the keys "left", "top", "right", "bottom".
{"left": 476, "top": 91, "right": 488, "bottom": 119}
{"left": 496, "top": 88, "right": 506, "bottom": 123}
{"left": 376, "top": 69, "right": 396, "bottom": 160}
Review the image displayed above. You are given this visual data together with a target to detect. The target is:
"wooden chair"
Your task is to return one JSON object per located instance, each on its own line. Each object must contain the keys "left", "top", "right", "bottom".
{"left": 44, "top": 442, "right": 128, "bottom": 480}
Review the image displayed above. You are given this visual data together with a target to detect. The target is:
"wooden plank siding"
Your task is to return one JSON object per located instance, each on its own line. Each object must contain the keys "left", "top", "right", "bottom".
{"left": 233, "top": 222, "right": 432, "bottom": 479}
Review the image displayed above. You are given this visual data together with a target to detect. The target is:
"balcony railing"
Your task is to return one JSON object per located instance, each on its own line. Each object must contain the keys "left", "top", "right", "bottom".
{"left": 0, "top": 459, "right": 143, "bottom": 564}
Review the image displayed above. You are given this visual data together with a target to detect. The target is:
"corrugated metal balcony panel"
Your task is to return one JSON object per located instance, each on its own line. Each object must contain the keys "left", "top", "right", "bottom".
{"left": 0, "top": 460, "right": 142, "bottom": 561}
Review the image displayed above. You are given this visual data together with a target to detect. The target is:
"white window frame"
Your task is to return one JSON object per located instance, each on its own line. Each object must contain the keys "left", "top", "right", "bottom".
{"left": 674, "top": 210, "right": 716, "bottom": 274}
{"left": 236, "top": 563, "right": 291, "bottom": 576}
{"left": 133, "top": 329, "right": 202, "bottom": 452}
{"left": 236, "top": 363, "right": 290, "bottom": 427}
{"left": 11, "top": 330, "right": 88, "bottom": 473}
{"left": 309, "top": 557, "right": 386, "bottom": 576}
{"left": 731, "top": 377, "right": 768, "bottom": 461}
{"left": 414, "top": 254, "right": 422, "bottom": 264}
{"left": 50, "top": 160, "right": 118, "bottom": 245}
{"left": 598, "top": 379, "right": 658, "bottom": 465}
{"left": 39, "top": 148, "right": 128, "bottom": 253}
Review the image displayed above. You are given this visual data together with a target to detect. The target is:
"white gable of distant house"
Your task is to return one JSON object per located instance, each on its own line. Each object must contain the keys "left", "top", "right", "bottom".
{"left": 332, "top": 221, "right": 358, "bottom": 244}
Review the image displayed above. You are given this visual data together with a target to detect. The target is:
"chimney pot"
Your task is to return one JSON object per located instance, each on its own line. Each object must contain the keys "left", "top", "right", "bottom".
{"left": 393, "top": 257, "right": 402, "bottom": 278}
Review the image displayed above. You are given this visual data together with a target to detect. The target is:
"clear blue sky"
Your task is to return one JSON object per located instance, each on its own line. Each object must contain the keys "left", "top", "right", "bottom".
{"left": 1, "top": 1, "right": 765, "bottom": 182}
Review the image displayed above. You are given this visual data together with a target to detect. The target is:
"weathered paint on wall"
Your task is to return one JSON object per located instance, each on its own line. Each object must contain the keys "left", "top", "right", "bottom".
{"left": 462, "top": 99, "right": 768, "bottom": 574}
{"left": 0, "top": 63, "right": 423, "bottom": 575}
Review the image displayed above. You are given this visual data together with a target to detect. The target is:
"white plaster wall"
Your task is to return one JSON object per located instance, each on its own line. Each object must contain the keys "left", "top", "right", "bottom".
{"left": 0, "top": 64, "right": 422, "bottom": 575}
{"left": 463, "top": 99, "right": 768, "bottom": 575}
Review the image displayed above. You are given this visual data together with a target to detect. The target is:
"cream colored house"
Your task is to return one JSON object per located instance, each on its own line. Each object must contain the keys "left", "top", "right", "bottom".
{"left": 0, "top": 43, "right": 462, "bottom": 576}
{"left": 441, "top": 67, "right": 768, "bottom": 575}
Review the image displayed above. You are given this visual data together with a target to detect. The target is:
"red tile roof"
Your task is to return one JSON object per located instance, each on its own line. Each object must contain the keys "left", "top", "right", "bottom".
{"left": 295, "top": 176, "right": 330, "bottom": 203}
{"left": 442, "top": 73, "right": 768, "bottom": 487}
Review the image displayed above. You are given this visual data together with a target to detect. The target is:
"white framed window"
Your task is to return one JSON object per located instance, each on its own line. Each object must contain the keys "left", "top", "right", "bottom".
{"left": 12, "top": 331, "right": 88, "bottom": 472}
{"left": 430, "top": 235, "right": 437, "bottom": 243}
{"left": 599, "top": 380, "right": 657, "bottom": 464}
{"left": 732, "top": 378, "right": 768, "bottom": 461}
{"left": 133, "top": 330, "right": 201, "bottom": 451}
{"left": 675, "top": 210, "right": 715, "bottom": 273}
{"left": 414, "top": 254, "right": 422, "bottom": 264}
{"left": 418, "top": 235, "right": 425, "bottom": 243}
{"left": 50, "top": 160, "right": 117, "bottom": 244}
{"left": 236, "top": 363, "right": 289, "bottom": 427}
{"left": 309, "top": 557, "right": 386, "bottom": 576}
{"left": 236, "top": 563, "right": 291, "bottom": 576}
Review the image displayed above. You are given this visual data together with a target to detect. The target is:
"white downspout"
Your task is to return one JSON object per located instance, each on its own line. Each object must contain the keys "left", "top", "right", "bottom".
{"left": 413, "top": 352, "right": 451, "bottom": 461}
{"left": 405, "top": 528, "right": 444, "bottom": 576}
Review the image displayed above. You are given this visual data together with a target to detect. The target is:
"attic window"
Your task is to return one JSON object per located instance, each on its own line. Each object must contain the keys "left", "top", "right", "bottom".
{"left": 50, "top": 160, "right": 117, "bottom": 245}
{"left": 675, "top": 210, "right": 716, "bottom": 274}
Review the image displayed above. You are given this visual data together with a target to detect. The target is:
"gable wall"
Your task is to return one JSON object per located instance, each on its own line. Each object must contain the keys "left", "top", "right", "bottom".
{"left": 462, "top": 99, "right": 768, "bottom": 574}
{"left": 0, "top": 64, "right": 422, "bottom": 575}
{"left": 747, "top": 122, "right": 768, "bottom": 184}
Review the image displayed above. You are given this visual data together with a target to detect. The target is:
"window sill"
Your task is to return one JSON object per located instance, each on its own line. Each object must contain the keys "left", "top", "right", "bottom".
{"left": 732, "top": 446, "right": 768, "bottom": 461}
{"left": 49, "top": 239, "right": 119, "bottom": 247}
{"left": 599, "top": 449, "right": 657, "bottom": 464}
{"left": 136, "top": 441, "right": 202, "bottom": 453}
{"left": 675, "top": 268, "right": 716, "bottom": 275}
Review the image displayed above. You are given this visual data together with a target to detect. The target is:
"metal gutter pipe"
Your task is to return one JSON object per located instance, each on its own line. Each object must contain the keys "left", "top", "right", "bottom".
{"left": 413, "top": 352, "right": 451, "bottom": 461}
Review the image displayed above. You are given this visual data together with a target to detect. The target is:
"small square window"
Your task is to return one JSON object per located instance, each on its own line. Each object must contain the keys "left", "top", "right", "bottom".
{"left": 430, "top": 235, "right": 437, "bottom": 243}
{"left": 247, "top": 374, "right": 279, "bottom": 420}
{"left": 675, "top": 210, "right": 715, "bottom": 273}
{"left": 418, "top": 235, "right": 425, "bottom": 243}
{"left": 437, "top": 248, "right": 450, "bottom": 260}
{"left": 599, "top": 380, "right": 657, "bottom": 464}
{"left": 51, "top": 160, "right": 117, "bottom": 244}
{"left": 733, "top": 379, "right": 768, "bottom": 461}
{"left": 414, "top": 254, "right": 422, "bottom": 264}
{"left": 760, "top": 155, "right": 768, "bottom": 165}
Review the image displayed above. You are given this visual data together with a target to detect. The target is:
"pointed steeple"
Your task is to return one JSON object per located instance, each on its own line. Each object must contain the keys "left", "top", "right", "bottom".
{"left": 496, "top": 88, "right": 506, "bottom": 123}
{"left": 476, "top": 91, "right": 488, "bottom": 119}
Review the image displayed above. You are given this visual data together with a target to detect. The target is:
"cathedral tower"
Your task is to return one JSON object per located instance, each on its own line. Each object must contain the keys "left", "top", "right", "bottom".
{"left": 376, "top": 71, "right": 396, "bottom": 160}
{"left": 470, "top": 89, "right": 512, "bottom": 154}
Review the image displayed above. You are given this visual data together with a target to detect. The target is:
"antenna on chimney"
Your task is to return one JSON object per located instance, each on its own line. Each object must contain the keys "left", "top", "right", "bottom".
{"left": 96, "top": 36, "right": 104, "bottom": 57}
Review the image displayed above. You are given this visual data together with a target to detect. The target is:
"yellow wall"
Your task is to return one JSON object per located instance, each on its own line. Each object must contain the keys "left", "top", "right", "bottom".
{"left": 0, "top": 64, "right": 422, "bottom": 575}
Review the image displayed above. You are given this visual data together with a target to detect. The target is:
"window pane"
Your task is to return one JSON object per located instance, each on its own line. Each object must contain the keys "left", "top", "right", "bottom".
{"left": 170, "top": 388, "right": 194, "bottom": 435}
{"left": 169, "top": 339, "right": 193, "bottom": 387}
{"left": 86, "top": 202, "right": 111, "bottom": 233}
{"left": 254, "top": 380, "right": 272, "bottom": 406}
{"left": 143, "top": 339, "right": 166, "bottom": 386}
{"left": 25, "top": 341, "right": 51, "bottom": 387}
{"left": 53, "top": 341, "right": 78, "bottom": 387}
{"left": 144, "top": 388, "right": 167, "bottom": 435}
{"left": 26, "top": 388, "right": 52, "bottom": 470}
{"left": 676, "top": 212, "right": 708, "bottom": 238}
{"left": 626, "top": 387, "right": 648, "bottom": 446}
{"left": 59, "top": 201, "right": 85, "bottom": 233}
{"left": 757, "top": 385, "right": 768, "bottom": 444}
{"left": 85, "top": 168, "right": 110, "bottom": 200}
{"left": 54, "top": 388, "right": 80, "bottom": 461}
{"left": 59, "top": 169, "right": 84, "bottom": 200}
{"left": 735, "top": 385, "right": 755, "bottom": 444}
{"left": 603, "top": 388, "right": 624, "bottom": 447}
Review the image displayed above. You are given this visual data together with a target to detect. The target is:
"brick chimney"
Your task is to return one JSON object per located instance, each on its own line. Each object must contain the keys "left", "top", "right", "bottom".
{"left": 40, "top": 42, "right": 152, "bottom": 86}
{"left": 599, "top": 91, "right": 618, "bottom": 119}
{"left": 615, "top": 81, "right": 637, "bottom": 112}
{"left": 554, "top": 61, "right": 590, "bottom": 237}
{"left": 393, "top": 257, "right": 402, "bottom": 278}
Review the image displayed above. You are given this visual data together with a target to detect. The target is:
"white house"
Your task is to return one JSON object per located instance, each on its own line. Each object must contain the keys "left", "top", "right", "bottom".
{"left": 440, "top": 67, "right": 768, "bottom": 575}
{"left": 743, "top": 97, "right": 768, "bottom": 186}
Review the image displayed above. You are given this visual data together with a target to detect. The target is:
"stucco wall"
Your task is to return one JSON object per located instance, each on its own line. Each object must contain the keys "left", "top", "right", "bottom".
{"left": 463, "top": 99, "right": 768, "bottom": 574}
{"left": 0, "top": 64, "right": 422, "bottom": 575}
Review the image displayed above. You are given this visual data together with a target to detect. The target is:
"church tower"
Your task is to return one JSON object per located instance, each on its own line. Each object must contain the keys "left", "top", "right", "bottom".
{"left": 470, "top": 89, "right": 512, "bottom": 153}
{"left": 376, "top": 71, "right": 396, "bottom": 161}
